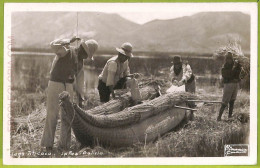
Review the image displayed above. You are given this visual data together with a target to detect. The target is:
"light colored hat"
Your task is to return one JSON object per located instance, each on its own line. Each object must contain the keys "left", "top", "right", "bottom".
{"left": 81, "top": 39, "right": 99, "bottom": 58}
{"left": 116, "top": 42, "right": 133, "bottom": 58}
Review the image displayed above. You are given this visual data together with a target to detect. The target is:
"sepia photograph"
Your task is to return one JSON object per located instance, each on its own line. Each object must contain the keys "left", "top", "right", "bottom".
{"left": 3, "top": 2, "right": 258, "bottom": 165}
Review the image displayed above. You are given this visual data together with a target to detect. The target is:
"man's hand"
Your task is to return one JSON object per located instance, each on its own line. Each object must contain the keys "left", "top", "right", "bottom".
{"left": 234, "top": 59, "right": 241, "bottom": 67}
{"left": 112, "top": 94, "right": 122, "bottom": 100}
{"left": 127, "top": 73, "right": 141, "bottom": 79}
{"left": 234, "top": 59, "right": 238, "bottom": 66}
{"left": 233, "top": 60, "right": 241, "bottom": 70}
{"left": 133, "top": 73, "right": 141, "bottom": 79}
{"left": 109, "top": 86, "right": 116, "bottom": 99}
{"left": 172, "top": 80, "right": 178, "bottom": 86}
{"left": 59, "top": 41, "right": 70, "bottom": 46}
{"left": 85, "top": 57, "right": 93, "bottom": 64}
{"left": 177, "top": 80, "right": 184, "bottom": 87}
{"left": 70, "top": 36, "right": 81, "bottom": 43}
{"left": 112, "top": 92, "right": 116, "bottom": 99}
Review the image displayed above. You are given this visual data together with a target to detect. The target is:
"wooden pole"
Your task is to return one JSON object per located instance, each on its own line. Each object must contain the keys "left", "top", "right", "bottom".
{"left": 174, "top": 105, "right": 197, "bottom": 111}
{"left": 186, "top": 100, "right": 222, "bottom": 103}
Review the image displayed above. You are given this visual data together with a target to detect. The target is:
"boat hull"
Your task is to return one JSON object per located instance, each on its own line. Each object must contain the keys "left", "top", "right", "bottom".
{"left": 59, "top": 92, "right": 186, "bottom": 147}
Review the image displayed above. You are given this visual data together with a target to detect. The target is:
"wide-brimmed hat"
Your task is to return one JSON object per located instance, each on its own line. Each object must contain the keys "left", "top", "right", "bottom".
{"left": 171, "top": 55, "right": 182, "bottom": 65}
{"left": 81, "top": 39, "right": 99, "bottom": 58}
{"left": 116, "top": 42, "right": 133, "bottom": 58}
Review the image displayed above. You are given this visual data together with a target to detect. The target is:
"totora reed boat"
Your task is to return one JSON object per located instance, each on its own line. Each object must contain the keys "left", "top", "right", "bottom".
{"left": 59, "top": 85, "right": 195, "bottom": 147}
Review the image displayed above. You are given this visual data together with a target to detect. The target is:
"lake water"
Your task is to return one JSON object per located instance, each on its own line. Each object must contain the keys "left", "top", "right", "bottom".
{"left": 11, "top": 51, "right": 223, "bottom": 92}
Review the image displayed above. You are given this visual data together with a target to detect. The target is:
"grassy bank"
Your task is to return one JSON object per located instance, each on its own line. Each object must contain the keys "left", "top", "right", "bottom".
{"left": 10, "top": 78, "right": 249, "bottom": 158}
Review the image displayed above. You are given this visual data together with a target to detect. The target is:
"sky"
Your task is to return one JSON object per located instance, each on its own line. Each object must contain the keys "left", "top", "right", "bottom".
{"left": 118, "top": 11, "right": 251, "bottom": 24}
{"left": 118, "top": 12, "right": 197, "bottom": 24}
{"left": 83, "top": 3, "right": 251, "bottom": 25}
{"left": 81, "top": 3, "right": 252, "bottom": 25}
{"left": 6, "top": 3, "right": 252, "bottom": 25}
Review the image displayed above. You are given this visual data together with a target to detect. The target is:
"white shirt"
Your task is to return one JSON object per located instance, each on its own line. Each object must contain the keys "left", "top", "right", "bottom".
{"left": 99, "top": 56, "right": 130, "bottom": 86}
{"left": 170, "top": 64, "right": 192, "bottom": 82}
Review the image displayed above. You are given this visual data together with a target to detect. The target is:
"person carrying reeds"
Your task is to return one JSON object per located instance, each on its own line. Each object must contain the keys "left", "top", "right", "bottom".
{"left": 217, "top": 52, "right": 242, "bottom": 121}
{"left": 41, "top": 37, "right": 98, "bottom": 151}
{"left": 98, "top": 42, "right": 142, "bottom": 104}
{"left": 169, "top": 55, "right": 196, "bottom": 95}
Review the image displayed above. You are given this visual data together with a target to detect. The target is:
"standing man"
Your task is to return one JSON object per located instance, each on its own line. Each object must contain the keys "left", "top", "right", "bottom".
{"left": 41, "top": 37, "right": 98, "bottom": 151}
{"left": 74, "top": 39, "right": 99, "bottom": 107}
{"left": 98, "top": 42, "right": 142, "bottom": 104}
{"left": 169, "top": 55, "right": 196, "bottom": 94}
{"left": 217, "top": 52, "right": 242, "bottom": 121}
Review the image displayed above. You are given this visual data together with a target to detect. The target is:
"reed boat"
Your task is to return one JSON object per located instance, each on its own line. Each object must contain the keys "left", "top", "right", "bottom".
{"left": 59, "top": 88, "right": 196, "bottom": 147}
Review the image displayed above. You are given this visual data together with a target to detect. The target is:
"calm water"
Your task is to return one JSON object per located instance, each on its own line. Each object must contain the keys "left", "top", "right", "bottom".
{"left": 11, "top": 52, "right": 223, "bottom": 92}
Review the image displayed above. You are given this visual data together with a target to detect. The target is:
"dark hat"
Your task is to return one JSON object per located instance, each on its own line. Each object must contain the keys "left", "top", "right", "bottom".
{"left": 225, "top": 52, "right": 233, "bottom": 60}
{"left": 172, "top": 55, "right": 182, "bottom": 65}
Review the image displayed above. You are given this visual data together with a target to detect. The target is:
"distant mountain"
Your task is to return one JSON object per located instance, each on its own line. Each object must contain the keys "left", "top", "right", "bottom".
{"left": 11, "top": 12, "right": 139, "bottom": 49}
{"left": 125, "top": 12, "right": 250, "bottom": 53}
{"left": 11, "top": 12, "right": 250, "bottom": 54}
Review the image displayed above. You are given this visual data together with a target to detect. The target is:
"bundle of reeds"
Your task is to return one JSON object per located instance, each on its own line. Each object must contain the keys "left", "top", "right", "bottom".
{"left": 85, "top": 85, "right": 159, "bottom": 116}
{"left": 12, "top": 103, "right": 46, "bottom": 134}
{"left": 72, "top": 91, "right": 197, "bottom": 128}
{"left": 213, "top": 37, "right": 250, "bottom": 76}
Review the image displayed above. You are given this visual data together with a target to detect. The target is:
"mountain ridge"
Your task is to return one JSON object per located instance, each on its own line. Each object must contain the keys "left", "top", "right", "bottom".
{"left": 11, "top": 12, "right": 250, "bottom": 54}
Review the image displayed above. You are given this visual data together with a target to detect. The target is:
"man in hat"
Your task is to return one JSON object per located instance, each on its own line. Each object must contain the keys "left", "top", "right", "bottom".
{"left": 98, "top": 42, "right": 142, "bottom": 103}
{"left": 217, "top": 52, "right": 242, "bottom": 121}
{"left": 169, "top": 55, "right": 196, "bottom": 94}
{"left": 41, "top": 37, "right": 98, "bottom": 151}
{"left": 74, "top": 38, "right": 99, "bottom": 107}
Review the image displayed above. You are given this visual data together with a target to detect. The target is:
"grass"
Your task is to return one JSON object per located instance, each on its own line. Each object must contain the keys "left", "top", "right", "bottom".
{"left": 138, "top": 105, "right": 249, "bottom": 157}
{"left": 10, "top": 76, "right": 250, "bottom": 158}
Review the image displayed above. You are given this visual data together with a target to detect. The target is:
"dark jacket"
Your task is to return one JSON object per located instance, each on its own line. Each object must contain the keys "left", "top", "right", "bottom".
{"left": 50, "top": 49, "right": 77, "bottom": 83}
{"left": 221, "top": 62, "right": 242, "bottom": 83}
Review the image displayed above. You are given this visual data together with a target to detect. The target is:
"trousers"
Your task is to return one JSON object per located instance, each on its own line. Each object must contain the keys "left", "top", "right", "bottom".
{"left": 222, "top": 83, "right": 239, "bottom": 105}
{"left": 98, "top": 77, "right": 141, "bottom": 103}
{"left": 185, "top": 79, "right": 196, "bottom": 108}
{"left": 41, "top": 80, "right": 73, "bottom": 148}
